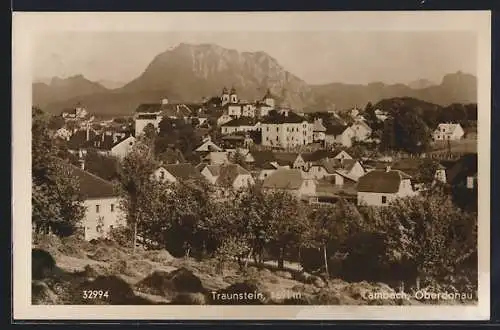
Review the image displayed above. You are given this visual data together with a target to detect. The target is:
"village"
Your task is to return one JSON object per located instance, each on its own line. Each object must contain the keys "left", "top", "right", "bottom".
{"left": 43, "top": 86, "right": 478, "bottom": 243}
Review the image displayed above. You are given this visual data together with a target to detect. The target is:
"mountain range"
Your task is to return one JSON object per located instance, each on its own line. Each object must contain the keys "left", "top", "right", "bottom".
{"left": 32, "top": 43, "right": 477, "bottom": 116}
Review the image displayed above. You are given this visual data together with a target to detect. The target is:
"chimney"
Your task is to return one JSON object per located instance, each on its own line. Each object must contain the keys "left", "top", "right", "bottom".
{"left": 161, "top": 98, "right": 169, "bottom": 105}
{"left": 385, "top": 165, "right": 391, "bottom": 172}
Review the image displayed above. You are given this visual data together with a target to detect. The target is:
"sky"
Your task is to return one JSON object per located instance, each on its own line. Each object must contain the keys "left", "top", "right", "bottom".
{"left": 33, "top": 30, "right": 477, "bottom": 86}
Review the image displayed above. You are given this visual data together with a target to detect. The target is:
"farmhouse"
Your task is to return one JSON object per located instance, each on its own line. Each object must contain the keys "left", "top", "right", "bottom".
{"left": 70, "top": 163, "right": 126, "bottom": 241}
{"left": 262, "top": 168, "right": 316, "bottom": 200}
{"left": 433, "top": 123, "right": 465, "bottom": 141}
{"left": 356, "top": 167, "right": 417, "bottom": 206}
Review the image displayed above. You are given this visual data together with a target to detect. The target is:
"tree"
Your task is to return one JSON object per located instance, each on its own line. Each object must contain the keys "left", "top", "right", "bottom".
{"left": 373, "top": 192, "right": 477, "bottom": 289}
{"left": 117, "top": 140, "right": 158, "bottom": 251}
{"left": 266, "top": 190, "right": 307, "bottom": 269}
{"left": 32, "top": 107, "right": 85, "bottom": 237}
{"left": 47, "top": 115, "right": 65, "bottom": 131}
{"left": 229, "top": 149, "right": 248, "bottom": 169}
{"left": 84, "top": 149, "right": 120, "bottom": 181}
{"left": 415, "top": 159, "right": 441, "bottom": 186}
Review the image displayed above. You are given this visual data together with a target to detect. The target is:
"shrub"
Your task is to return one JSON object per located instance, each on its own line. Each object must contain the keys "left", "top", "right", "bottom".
{"left": 32, "top": 249, "right": 56, "bottom": 280}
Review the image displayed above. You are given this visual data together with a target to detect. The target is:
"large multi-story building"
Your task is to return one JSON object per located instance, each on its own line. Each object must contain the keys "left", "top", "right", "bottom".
{"left": 260, "top": 109, "right": 313, "bottom": 149}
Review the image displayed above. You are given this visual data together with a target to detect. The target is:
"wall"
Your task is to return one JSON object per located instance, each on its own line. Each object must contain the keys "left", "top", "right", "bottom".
{"left": 83, "top": 197, "right": 126, "bottom": 241}
{"left": 111, "top": 136, "right": 135, "bottom": 159}
{"left": 357, "top": 192, "right": 397, "bottom": 207}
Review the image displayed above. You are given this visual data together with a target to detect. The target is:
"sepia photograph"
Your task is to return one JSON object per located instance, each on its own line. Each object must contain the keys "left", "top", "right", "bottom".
{"left": 12, "top": 11, "right": 491, "bottom": 320}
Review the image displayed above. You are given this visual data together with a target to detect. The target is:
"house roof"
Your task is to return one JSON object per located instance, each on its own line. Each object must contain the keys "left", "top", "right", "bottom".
{"left": 273, "top": 152, "right": 300, "bottom": 166}
{"left": 203, "top": 152, "right": 229, "bottom": 164}
{"left": 195, "top": 140, "right": 223, "bottom": 152}
{"left": 136, "top": 114, "right": 158, "bottom": 120}
{"left": 261, "top": 110, "right": 307, "bottom": 124}
{"left": 313, "top": 120, "right": 327, "bottom": 132}
{"left": 325, "top": 125, "right": 350, "bottom": 136}
{"left": 221, "top": 117, "right": 256, "bottom": 127}
{"left": 205, "top": 164, "right": 221, "bottom": 177}
{"left": 215, "top": 164, "right": 251, "bottom": 187}
{"left": 301, "top": 150, "right": 339, "bottom": 162}
{"left": 84, "top": 134, "right": 134, "bottom": 151}
{"left": 222, "top": 134, "right": 246, "bottom": 141}
{"left": 435, "top": 123, "right": 463, "bottom": 134}
{"left": 250, "top": 150, "right": 276, "bottom": 166}
{"left": 357, "top": 169, "right": 412, "bottom": 193}
{"left": 315, "top": 179, "right": 357, "bottom": 197}
{"left": 262, "top": 169, "right": 306, "bottom": 190}
{"left": 446, "top": 153, "right": 477, "bottom": 186}
{"left": 195, "top": 162, "right": 209, "bottom": 172}
{"left": 59, "top": 161, "right": 117, "bottom": 199}
{"left": 67, "top": 130, "right": 98, "bottom": 150}
{"left": 162, "top": 163, "right": 204, "bottom": 181}
{"left": 135, "top": 103, "right": 193, "bottom": 118}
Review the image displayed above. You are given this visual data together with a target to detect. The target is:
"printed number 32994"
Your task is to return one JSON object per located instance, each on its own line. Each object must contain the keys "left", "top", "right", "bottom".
{"left": 83, "top": 290, "right": 109, "bottom": 299}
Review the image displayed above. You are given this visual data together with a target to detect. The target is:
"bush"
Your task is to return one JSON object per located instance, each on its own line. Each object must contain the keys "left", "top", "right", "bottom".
{"left": 108, "top": 226, "right": 133, "bottom": 248}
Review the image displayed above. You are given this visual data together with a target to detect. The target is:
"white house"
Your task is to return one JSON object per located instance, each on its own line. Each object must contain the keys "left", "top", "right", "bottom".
{"left": 153, "top": 163, "right": 204, "bottom": 184}
{"left": 217, "top": 114, "right": 234, "bottom": 126}
{"left": 312, "top": 118, "right": 327, "bottom": 142}
{"left": 433, "top": 123, "right": 465, "bottom": 141}
{"left": 350, "top": 120, "right": 372, "bottom": 142}
{"left": 220, "top": 117, "right": 259, "bottom": 135}
{"left": 262, "top": 168, "right": 316, "bottom": 200}
{"left": 195, "top": 138, "right": 223, "bottom": 153}
{"left": 86, "top": 133, "right": 136, "bottom": 159}
{"left": 201, "top": 164, "right": 254, "bottom": 190}
{"left": 68, "top": 163, "right": 126, "bottom": 241}
{"left": 261, "top": 109, "right": 313, "bottom": 148}
{"left": 324, "top": 125, "right": 356, "bottom": 148}
{"left": 356, "top": 167, "right": 417, "bottom": 206}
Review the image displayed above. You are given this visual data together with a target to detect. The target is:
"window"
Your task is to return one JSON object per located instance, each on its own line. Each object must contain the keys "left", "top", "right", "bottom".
{"left": 466, "top": 176, "right": 475, "bottom": 189}
{"left": 110, "top": 204, "right": 115, "bottom": 212}
{"left": 96, "top": 204, "right": 100, "bottom": 213}
{"left": 129, "top": 142, "right": 134, "bottom": 146}
{"left": 381, "top": 196, "right": 387, "bottom": 204}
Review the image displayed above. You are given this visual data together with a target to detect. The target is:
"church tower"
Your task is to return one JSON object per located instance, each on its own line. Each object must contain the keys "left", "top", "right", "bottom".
{"left": 263, "top": 88, "right": 275, "bottom": 108}
{"left": 230, "top": 86, "right": 238, "bottom": 104}
{"left": 221, "top": 87, "right": 230, "bottom": 106}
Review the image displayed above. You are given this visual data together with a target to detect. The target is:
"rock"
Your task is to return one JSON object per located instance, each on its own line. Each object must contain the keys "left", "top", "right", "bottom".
{"left": 135, "top": 267, "right": 205, "bottom": 299}
{"left": 32, "top": 280, "right": 59, "bottom": 304}
{"left": 171, "top": 292, "right": 207, "bottom": 305}
{"left": 32, "top": 249, "right": 57, "bottom": 280}
{"left": 275, "top": 270, "right": 293, "bottom": 279}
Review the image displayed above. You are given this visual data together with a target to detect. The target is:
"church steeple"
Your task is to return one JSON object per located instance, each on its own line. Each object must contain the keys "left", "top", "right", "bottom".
{"left": 229, "top": 86, "right": 238, "bottom": 104}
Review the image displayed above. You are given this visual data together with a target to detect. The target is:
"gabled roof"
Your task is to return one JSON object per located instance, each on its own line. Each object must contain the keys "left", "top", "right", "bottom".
{"left": 357, "top": 169, "right": 412, "bottom": 194}
{"left": 273, "top": 152, "right": 300, "bottom": 166}
{"left": 205, "top": 164, "right": 222, "bottom": 177}
{"left": 203, "top": 152, "right": 229, "bottom": 164}
{"left": 351, "top": 120, "right": 372, "bottom": 131}
{"left": 195, "top": 140, "right": 223, "bottom": 152}
{"left": 162, "top": 163, "right": 204, "bottom": 181}
{"left": 261, "top": 110, "right": 307, "bottom": 124}
{"left": 58, "top": 160, "right": 117, "bottom": 199}
{"left": 221, "top": 117, "right": 256, "bottom": 127}
{"left": 301, "top": 150, "right": 339, "bottom": 162}
{"left": 325, "top": 125, "right": 350, "bottom": 136}
{"left": 84, "top": 134, "right": 134, "bottom": 151}
{"left": 135, "top": 103, "right": 193, "bottom": 118}
{"left": 262, "top": 169, "right": 306, "bottom": 190}
{"left": 435, "top": 123, "right": 463, "bottom": 134}
{"left": 315, "top": 179, "right": 357, "bottom": 197}
{"left": 215, "top": 164, "right": 251, "bottom": 187}
{"left": 250, "top": 150, "right": 276, "bottom": 167}
{"left": 313, "top": 120, "right": 327, "bottom": 132}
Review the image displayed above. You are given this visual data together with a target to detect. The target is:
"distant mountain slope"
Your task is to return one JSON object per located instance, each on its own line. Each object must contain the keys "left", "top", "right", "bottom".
{"left": 408, "top": 78, "right": 435, "bottom": 89}
{"left": 33, "top": 43, "right": 477, "bottom": 116}
{"left": 308, "top": 71, "right": 476, "bottom": 112}
{"left": 32, "top": 75, "right": 109, "bottom": 110}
